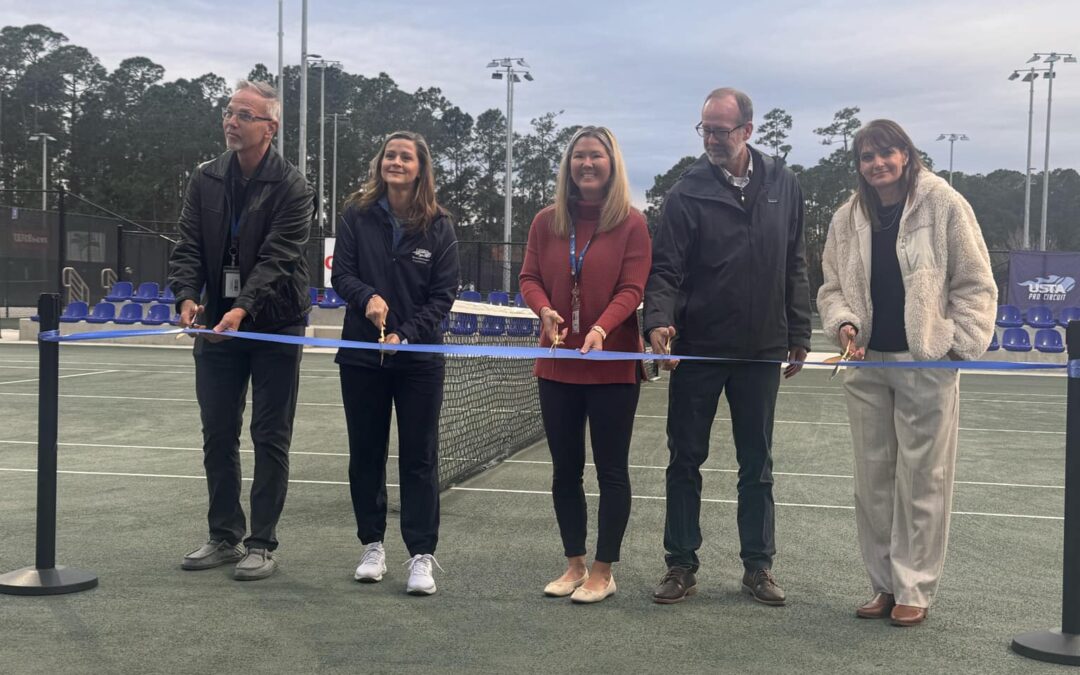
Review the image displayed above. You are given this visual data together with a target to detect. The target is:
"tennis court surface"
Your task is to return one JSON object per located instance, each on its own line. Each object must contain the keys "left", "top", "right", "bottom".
{"left": 0, "top": 341, "right": 1070, "bottom": 673}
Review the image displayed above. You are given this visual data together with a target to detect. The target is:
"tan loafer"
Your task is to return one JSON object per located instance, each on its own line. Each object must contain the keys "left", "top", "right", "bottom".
{"left": 890, "top": 604, "right": 928, "bottom": 627}
{"left": 856, "top": 592, "right": 896, "bottom": 619}
{"left": 570, "top": 575, "right": 616, "bottom": 604}
{"left": 544, "top": 570, "right": 589, "bottom": 597}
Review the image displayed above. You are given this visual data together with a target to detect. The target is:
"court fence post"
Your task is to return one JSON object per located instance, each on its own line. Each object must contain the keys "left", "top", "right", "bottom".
{"left": 0, "top": 292, "right": 98, "bottom": 595}
{"left": 1011, "top": 319, "right": 1080, "bottom": 664}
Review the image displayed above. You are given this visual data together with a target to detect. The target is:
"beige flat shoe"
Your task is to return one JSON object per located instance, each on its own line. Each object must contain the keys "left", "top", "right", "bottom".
{"left": 544, "top": 570, "right": 589, "bottom": 597}
{"left": 570, "top": 575, "right": 616, "bottom": 604}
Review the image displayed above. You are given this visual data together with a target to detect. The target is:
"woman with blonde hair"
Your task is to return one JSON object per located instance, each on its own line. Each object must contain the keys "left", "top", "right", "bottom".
{"left": 519, "top": 126, "right": 651, "bottom": 603}
{"left": 817, "top": 119, "right": 996, "bottom": 626}
{"left": 332, "top": 130, "right": 459, "bottom": 595}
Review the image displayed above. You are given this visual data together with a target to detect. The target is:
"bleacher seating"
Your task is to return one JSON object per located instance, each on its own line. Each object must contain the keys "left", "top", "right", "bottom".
{"left": 114, "top": 304, "right": 144, "bottom": 325}
{"left": 995, "top": 305, "right": 1023, "bottom": 328}
{"left": 1034, "top": 329, "right": 1065, "bottom": 353}
{"left": 514, "top": 292, "right": 526, "bottom": 308}
{"left": 450, "top": 313, "right": 477, "bottom": 335}
{"left": 159, "top": 286, "right": 176, "bottom": 304}
{"left": 1026, "top": 305, "right": 1056, "bottom": 329}
{"left": 488, "top": 291, "right": 510, "bottom": 306}
{"left": 104, "top": 281, "right": 133, "bottom": 302}
{"left": 142, "top": 304, "right": 172, "bottom": 326}
{"left": 318, "top": 288, "right": 346, "bottom": 309}
{"left": 479, "top": 315, "right": 507, "bottom": 336}
{"left": 309, "top": 287, "right": 319, "bottom": 305}
{"left": 1059, "top": 307, "right": 1080, "bottom": 327}
{"left": 459, "top": 290, "right": 482, "bottom": 302}
{"left": 85, "top": 303, "right": 117, "bottom": 324}
{"left": 987, "top": 331, "right": 999, "bottom": 351}
{"left": 132, "top": 282, "right": 160, "bottom": 303}
{"left": 507, "top": 317, "right": 535, "bottom": 337}
{"left": 59, "top": 301, "right": 89, "bottom": 323}
{"left": 1001, "top": 327, "right": 1032, "bottom": 352}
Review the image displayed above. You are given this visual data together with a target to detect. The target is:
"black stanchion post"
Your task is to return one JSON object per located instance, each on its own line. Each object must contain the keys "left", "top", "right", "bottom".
{"left": 1011, "top": 320, "right": 1080, "bottom": 664}
{"left": 116, "top": 223, "right": 125, "bottom": 281}
{"left": 0, "top": 293, "right": 98, "bottom": 595}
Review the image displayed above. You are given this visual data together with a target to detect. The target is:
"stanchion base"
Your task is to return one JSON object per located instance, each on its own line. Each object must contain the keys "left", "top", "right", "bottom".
{"left": 0, "top": 565, "right": 98, "bottom": 596}
{"left": 1012, "top": 629, "right": 1080, "bottom": 666}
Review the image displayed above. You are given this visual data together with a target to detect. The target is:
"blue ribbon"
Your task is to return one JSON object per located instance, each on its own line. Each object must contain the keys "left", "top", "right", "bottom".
{"left": 35, "top": 328, "right": 1068, "bottom": 371}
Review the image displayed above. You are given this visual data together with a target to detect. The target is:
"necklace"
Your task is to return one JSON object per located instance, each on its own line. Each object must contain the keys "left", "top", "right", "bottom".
{"left": 878, "top": 201, "right": 903, "bottom": 231}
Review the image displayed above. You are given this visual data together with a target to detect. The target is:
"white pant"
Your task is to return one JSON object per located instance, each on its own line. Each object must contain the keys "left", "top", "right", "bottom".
{"left": 843, "top": 351, "right": 960, "bottom": 608}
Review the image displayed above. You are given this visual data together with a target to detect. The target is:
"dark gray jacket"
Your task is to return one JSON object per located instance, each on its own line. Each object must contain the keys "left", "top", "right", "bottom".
{"left": 644, "top": 147, "right": 812, "bottom": 360}
{"left": 169, "top": 148, "right": 313, "bottom": 331}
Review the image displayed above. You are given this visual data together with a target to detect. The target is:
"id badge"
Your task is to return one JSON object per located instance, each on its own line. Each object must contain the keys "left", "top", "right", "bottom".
{"left": 223, "top": 266, "right": 241, "bottom": 298}
{"left": 571, "top": 284, "right": 581, "bottom": 334}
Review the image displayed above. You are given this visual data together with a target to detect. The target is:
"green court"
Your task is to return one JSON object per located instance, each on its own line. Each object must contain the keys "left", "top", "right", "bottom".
{"left": 0, "top": 342, "right": 1070, "bottom": 673}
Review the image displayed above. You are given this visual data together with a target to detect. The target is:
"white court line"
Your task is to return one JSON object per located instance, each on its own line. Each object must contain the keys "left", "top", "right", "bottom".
{"left": 0, "top": 440, "right": 1064, "bottom": 491}
{"left": 0, "top": 369, "right": 118, "bottom": 386}
{"left": 0, "top": 467, "right": 1060, "bottom": 521}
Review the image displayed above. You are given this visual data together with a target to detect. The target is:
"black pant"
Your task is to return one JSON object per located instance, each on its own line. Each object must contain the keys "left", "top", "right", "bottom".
{"left": 664, "top": 361, "right": 779, "bottom": 573}
{"left": 538, "top": 378, "right": 640, "bottom": 563}
{"left": 193, "top": 332, "right": 303, "bottom": 551}
{"left": 340, "top": 362, "right": 444, "bottom": 556}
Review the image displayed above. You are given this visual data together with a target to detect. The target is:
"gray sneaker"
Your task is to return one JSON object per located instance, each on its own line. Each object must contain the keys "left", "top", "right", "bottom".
{"left": 181, "top": 539, "right": 244, "bottom": 571}
{"left": 234, "top": 548, "right": 278, "bottom": 581}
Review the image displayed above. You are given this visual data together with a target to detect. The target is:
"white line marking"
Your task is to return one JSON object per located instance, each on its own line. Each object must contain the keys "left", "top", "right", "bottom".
{"left": 0, "top": 369, "right": 118, "bottom": 386}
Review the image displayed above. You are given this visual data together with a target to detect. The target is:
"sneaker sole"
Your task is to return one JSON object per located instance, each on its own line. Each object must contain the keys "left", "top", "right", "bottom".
{"left": 354, "top": 571, "right": 385, "bottom": 583}
{"left": 181, "top": 554, "right": 243, "bottom": 571}
{"left": 234, "top": 562, "right": 278, "bottom": 581}
{"left": 741, "top": 583, "right": 786, "bottom": 606}
{"left": 406, "top": 585, "right": 437, "bottom": 596}
{"left": 652, "top": 585, "right": 697, "bottom": 605}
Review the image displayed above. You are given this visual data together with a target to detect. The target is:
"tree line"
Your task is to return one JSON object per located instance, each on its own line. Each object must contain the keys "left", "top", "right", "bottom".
{"left": 2, "top": 24, "right": 1078, "bottom": 294}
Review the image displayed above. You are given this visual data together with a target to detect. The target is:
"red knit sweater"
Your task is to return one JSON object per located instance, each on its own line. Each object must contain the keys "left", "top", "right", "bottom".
{"left": 519, "top": 201, "right": 652, "bottom": 384}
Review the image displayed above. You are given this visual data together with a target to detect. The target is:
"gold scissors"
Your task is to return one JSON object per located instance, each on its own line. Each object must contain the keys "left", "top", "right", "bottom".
{"left": 549, "top": 331, "right": 562, "bottom": 356}
{"left": 379, "top": 324, "right": 386, "bottom": 366}
{"left": 826, "top": 342, "right": 853, "bottom": 380}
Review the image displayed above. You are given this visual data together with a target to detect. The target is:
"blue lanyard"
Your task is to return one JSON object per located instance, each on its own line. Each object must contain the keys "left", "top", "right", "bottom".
{"left": 568, "top": 221, "right": 596, "bottom": 281}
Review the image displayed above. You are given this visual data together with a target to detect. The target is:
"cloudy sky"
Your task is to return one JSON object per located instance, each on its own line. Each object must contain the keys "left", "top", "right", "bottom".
{"left": 8, "top": 0, "right": 1080, "bottom": 203}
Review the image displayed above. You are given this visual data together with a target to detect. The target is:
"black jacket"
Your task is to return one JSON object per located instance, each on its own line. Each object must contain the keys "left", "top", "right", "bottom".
{"left": 332, "top": 203, "right": 459, "bottom": 369}
{"left": 168, "top": 148, "right": 313, "bottom": 331}
{"left": 644, "top": 148, "right": 812, "bottom": 360}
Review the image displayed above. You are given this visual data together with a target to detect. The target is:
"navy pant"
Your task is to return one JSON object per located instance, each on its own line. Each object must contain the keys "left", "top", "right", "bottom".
{"left": 538, "top": 378, "right": 639, "bottom": 563}
{"left": 340, "top": 362, "right": 444, "bottom": 556}
{"left": 193, "top": 331, "right": 303, "bottom": 551}
{"left": 663, "top": 361, "right": 780, "bottom": 573}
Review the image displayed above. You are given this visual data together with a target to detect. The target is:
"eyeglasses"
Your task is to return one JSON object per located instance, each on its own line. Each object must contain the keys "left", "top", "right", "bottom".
{"left": 695, "top": 122, "right": 746, "bottom": 140}
{"left": 222, "top": 108, "right": 274, "bottom": 124}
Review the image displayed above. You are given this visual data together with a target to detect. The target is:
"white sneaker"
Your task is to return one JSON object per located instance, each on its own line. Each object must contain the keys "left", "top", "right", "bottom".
{"left": 404, "top": 553, "right": 443, "bottom": 595}
{"left": 353, "top": 542, "right": 386, "bottom": 582}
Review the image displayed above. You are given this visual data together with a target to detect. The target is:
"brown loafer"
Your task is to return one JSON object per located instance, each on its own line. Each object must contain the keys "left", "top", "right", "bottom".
{"left": 855, "top": 592, "right": 895, "bottom": 619}
{"left": 890, "top": 604, "right": 928, "bottom": 627}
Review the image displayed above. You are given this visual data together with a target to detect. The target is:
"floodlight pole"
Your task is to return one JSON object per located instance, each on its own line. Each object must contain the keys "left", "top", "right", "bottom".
{"left": 936, "top": 133, "right": 968, "bottom": 187}
{"left": 276, "top": 0, "right": 284, "bottom": 156}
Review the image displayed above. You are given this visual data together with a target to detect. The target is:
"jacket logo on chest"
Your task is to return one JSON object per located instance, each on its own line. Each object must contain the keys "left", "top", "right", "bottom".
{"left": 411, "top": 248, "right": 432, "bottom": 265}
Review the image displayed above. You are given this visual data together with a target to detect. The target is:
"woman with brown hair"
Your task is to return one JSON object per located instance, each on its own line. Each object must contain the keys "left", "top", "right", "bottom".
{"left": 817, "top": 119, "right": 996, "bottom": 626}
{"left": 332, "top": 131, "right": 459, "bottom": 595}
{"left": 520, "top": 126, "right": 651, "bottom": 604}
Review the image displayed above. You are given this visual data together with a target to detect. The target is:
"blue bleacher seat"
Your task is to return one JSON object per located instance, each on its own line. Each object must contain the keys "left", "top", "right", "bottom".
{"left": 1059, "top": 307, "right": 1080, "bottom": 327}
{"left": 132, "top": 282, "right": 160, "bottom": 303}
{"left": 309, "top": 287, "right": 319, "bottom": 306}
{"left": 1034, "top": 329, "right": 1065, "bottom": 353}
{"left": 459, "top": 290, "right": 482, "bottom": 302}
{"left": 85, "top": 303, "right": 116, "bottom": 324}
{"left": 507, "top": 317, "right": 534, "bottom": 337}
{"left": 450, "top": 313, "right": 477, "bottom": 335}
{"left": 488, "top": 291, "right": 510, "bottom": 306}
{"left": 59, "top": 301, "right": 89, "bottom": 323}
{"left": 159, "top": 286, "right": 176, "bottom": 304}
{"left": 142, "top": 304, "right": 172, "bottom": 326}
{"left": 514, "top": 292, "right": 526, "bottom": 308}
{"left": 987, "top": 331, "right": 999, "bottom": 351}
{"left": 479, "top": 315, "right": 507, "bottom": 336}
{"left": 1026, "top": 305, "right": 1056, "bottom": 329}
{"left": 1001, "top": 327, "right": 1032, "bottom": 352}
{"left": 440, "top": 316, "right": 449, "bottom": 334}
{"left": 104, "top": 281, "right": 133, "bottom": 302}
{"left": 115, "top": 303, "right": 143, "bottom": 325}
{"left": 318, "top": 288, "right": 346, "bottom": 309}
{"left": 996, "top": 304, "right": 1023, "bottom": 328}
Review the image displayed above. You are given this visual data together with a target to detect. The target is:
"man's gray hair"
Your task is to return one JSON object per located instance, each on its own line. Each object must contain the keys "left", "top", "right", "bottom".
{"left": 234, "top": 80, "right": 280, "bottom": 121}
{"left": 704, "top": 87, "right": 753, "bottom": 125}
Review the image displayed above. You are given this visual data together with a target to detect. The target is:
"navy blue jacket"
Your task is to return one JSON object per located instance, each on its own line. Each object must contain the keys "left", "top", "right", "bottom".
{"left": 644, "top": 147, "right": 812, "bottom": 360}
{"left": 332, "top": 202, "right": 459, "bottom": 369}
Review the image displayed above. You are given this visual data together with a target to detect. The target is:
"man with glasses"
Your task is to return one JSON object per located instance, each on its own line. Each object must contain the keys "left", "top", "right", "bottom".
{"left": 169, "top": 80, "right": 313, "bottom": 580}
{"left": 645, "top": 87, "right": 811, "bottom": 605}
